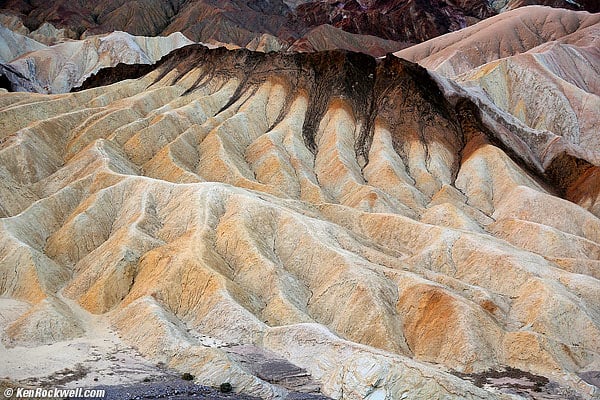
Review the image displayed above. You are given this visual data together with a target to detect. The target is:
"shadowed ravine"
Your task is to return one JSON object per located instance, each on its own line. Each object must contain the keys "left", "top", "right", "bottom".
{"left": 1, "top": 44, "right": 600, "bottom": 400}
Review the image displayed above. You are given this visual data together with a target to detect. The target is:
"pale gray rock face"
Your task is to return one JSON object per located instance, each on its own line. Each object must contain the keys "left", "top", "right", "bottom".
{"left": 0, "top": 25, "right": 47, "bottom": 63}
{"left": 26, "top": 22, "right": 80, "bottom": 45}
{"left": 282, "top": 0, "right": 314, "bottom": 9}
{"left": 0, "top": 8, "right": 599, "bottom": 400}
{"left": 0, "top": 30, "right": 193, "bottom": 93}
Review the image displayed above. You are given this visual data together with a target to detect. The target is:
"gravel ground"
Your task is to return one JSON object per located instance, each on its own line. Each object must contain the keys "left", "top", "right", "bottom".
{"left": 67, "top": 375, "right": 332, "bottom": 400}
{"left": 69, "top": 377, "right": 260, "bottom": 400}
{"left": 452, "top": 367, "right": 586, "bottom": 400}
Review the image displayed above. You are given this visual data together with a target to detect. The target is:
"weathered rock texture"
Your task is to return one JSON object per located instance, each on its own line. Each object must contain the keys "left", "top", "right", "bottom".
{"left": 2, "top": 0, "right": 595, "bottom": 58}
{"left": 0, "top": 24, "right": 46, "bottom": 63}
{"left": 0, "top": 0, "right": 402, "bottom": 57}
{"left": 395, "top": 6, "right": 599, "bottom": 78}
{"left": 290, "top": 0, "right": 497, "bottom": 42}
{"left": 0, "top": 13, "right": 79, "bottom": 45}
{"left": 498, "top": 0, "right": 599, "bottom": 13}
{"left": 0, "top": 29, "right": 193, "bottom": 93}
{"left": 396, "top": 6, "right": 600, "bottom": 217}
{"left": 1, "top": 40, "right": 599, "bottom": 399}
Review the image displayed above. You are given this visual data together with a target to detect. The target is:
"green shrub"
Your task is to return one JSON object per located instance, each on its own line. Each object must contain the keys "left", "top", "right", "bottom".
{"left": 219, "top": 382, "right": 232, "bottom": 393}
{"left": 181, "top": 372, "right": 195, "bottom": 381}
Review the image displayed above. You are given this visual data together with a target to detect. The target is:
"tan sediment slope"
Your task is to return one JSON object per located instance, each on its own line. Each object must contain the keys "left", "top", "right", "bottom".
{"left": 0, "top": 45, "right": 599, "bottom": 399}
{"left": 0, "top": 30, "right": 193, "bottom": 93}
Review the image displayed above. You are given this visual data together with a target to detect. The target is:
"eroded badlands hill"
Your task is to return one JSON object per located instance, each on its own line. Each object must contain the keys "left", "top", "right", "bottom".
{"left": 396, "top": 6, "right": 600, "bottom": 217}
{"left": 0, "top": 29, "right": 193, "bottom": 93}
{"left": 2, "top": 0, "right": 596, "bottom": 57}
{"left": 1, "top": 44, "right": 600, "bottom": 399}
{"left": 395, "top": 6, "right": 600, "bottom": 78}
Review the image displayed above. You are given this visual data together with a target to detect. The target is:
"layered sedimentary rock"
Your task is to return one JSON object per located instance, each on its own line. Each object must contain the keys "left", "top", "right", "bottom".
{"left": 395, "top": 6, "right": 599, "bottom": 78}
{"left": 1, "top": 41, "right": 599, "bottom": 399}
{"left": 0, "top": 29, "right": 193, "bottom": 93}
{"left": 497, "top": 0, "right": 599, "bottom": 13}
{"left": 288, "top": 24, "right": 409, "bottom": 56}
{"left": 3, "top": 0, "right": 594, "bottom": 58}
{"left": 290, "top": 0, "right": 496, "bottom": 43}
{"left": 4, "top": 0, "right": 597, "bottom": 65}
{"left": 0, "top": 13, "right": 79, "bottom": 45}
{"left": 396, "top": 6, "right": 600, "bottom": 216}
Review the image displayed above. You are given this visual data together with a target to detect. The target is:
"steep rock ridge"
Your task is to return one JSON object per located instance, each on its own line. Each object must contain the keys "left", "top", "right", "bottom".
{"left": 0, "top": 13, "right": 79, "bottom": 45}
{"left": 0, "top": 30, "right": 193, "bottom": 93}
{"left": 287, "top": 24, "right": 410, "bottom": 57}
{"left": 3, "top": 0, "right": 595, "bottom": 58}
{"left": 290, "top": 0, "right": 496, "bottom": 43}
{"left": 0, "top": 0, "right": 293, "bottom": 46}
{"left": 1, "top": 46, "right": 600, "bottom": 399}
{"left": 396, "top": 6, "right": 600, "bottom": 215}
